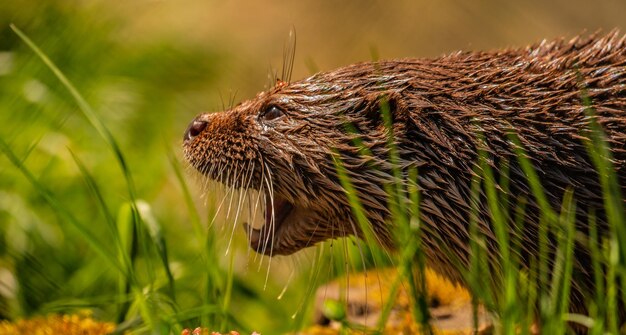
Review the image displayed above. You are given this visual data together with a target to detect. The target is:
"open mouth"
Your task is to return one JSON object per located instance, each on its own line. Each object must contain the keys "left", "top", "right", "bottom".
{"left": 243, "top": 195, "right": 295, "bottom": 255}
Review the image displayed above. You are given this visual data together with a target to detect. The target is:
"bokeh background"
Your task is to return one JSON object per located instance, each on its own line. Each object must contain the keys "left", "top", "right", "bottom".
{"left": 1, "top": 0, "right": 626, "bottom": 333}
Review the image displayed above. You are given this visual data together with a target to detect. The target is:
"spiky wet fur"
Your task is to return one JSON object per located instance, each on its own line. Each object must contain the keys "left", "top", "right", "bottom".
{"left": 183, "top": 32, "right": 626, "bottom": 316}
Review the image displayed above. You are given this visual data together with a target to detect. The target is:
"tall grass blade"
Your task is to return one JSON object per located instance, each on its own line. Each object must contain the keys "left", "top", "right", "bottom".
{"left": 578, "top": 85, "right": 625, "bottom": 333}
{"left": 116, "top": 202, "right": 136, "bottom": 322}
{"left": 9, "top": 25, "right": 135, "bottom": 194}
{"left": 379, "top": 97, "right": 431, "bottom": 333}
{"left": 136, "top": 201, "right": 177, "bottom": 304}
{"left": 588, "top": 212, "right": 606, "bottom": 334}
{"left": 10, "top": 24, "right": 168, "bottom": 330}
{"left": 477, "top": 134, "right": 519, "bottom": 335}
{"left": 550, "top": 189, "right": 576, "bottom": 333}
{"left": 0, "top": 137, "right": 124, "bottom": 274}
{"left": 507, "top": 131, "right": 557, "bottom": 328}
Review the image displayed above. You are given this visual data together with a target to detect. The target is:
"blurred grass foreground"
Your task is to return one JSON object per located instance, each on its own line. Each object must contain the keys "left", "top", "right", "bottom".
{"left": 1, "top": 2, "right": 426, "bottom": 334}
{"left": 0, "top": 2, "right": 318, "bottom": 334}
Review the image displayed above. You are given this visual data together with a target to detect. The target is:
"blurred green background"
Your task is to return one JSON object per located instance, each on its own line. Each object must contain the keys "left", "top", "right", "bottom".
{"left": 1, "top": 0, "right": 626, "bottom": 333}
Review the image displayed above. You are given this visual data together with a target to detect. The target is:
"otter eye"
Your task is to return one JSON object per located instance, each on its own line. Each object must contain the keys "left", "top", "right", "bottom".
{"left": 262, "top": 106, "right": 285, "bottom": 121}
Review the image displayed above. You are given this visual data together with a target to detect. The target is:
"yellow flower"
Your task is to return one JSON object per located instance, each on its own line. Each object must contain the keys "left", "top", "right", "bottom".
{"left": 0, "top": 313, "right": 115, "bottom": 335}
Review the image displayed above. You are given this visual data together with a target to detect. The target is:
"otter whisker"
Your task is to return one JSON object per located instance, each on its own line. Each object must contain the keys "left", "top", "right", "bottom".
{"left": 226, "top": 163, "right": 253, "bottom": 255}
{"left": 245, "top": 190, "right": 255, "bottom": 259}
{"left": 234, "top": 164, "right": 255, "bottom": 230}
{"left": 293, "top": 245, "right": 326, "bottom": 320}
{"left": 208, "top": 178, "right": 234, "bottom": 231}
{"left": 281, "top": 27, "right": 296, "bottom": 84}
{"left": 218, "top": 89, "right": 225, "bottom": 112}
{"left": 276, "top": 268, "right": 295, "bottom": 301}
{"left": 252, "top": 161, "right": 269, "bottom": 265}
{"left": 243, "top": 161, "right": 259, "bottom": 256}
{"left": 260, "top": 161, "right": 275, "bottom": 257}
{"left": 214, "top": 159, "right": 227, "bottom": 180}
{"left": 228, "top": 90, "right": 238, "bottom": 112}
{"left": 196, "top": 164, "right": 211, "bottom": 196}
{"left": 248, "top": 170, "right": 262, "bottom": 214}
{"left": 262, "top": 162, "right": 276, "bottom": 289}
{"left": 252, "top": 165, "right": 264, "bottom": 223}
{"left": 303, "top": 212, "right": 324, "bottom": 251}
{"left": 225, "top": 162, "right": 242, "bottom": 220}
{"left": 198, "top": 163, "right": 222, "bottom": 207}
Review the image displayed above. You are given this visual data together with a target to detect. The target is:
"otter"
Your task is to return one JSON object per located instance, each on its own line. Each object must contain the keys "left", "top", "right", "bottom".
{"left": 183, "top": 32, "right": 626, "bottom": 320}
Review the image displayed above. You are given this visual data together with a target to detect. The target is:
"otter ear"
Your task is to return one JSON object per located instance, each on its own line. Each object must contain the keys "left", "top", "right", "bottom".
{"left": 361, "top": 91, "right": 409, "bottom": 126}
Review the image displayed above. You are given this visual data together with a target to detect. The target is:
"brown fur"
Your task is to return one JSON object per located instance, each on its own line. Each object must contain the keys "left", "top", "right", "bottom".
{"left": 183, "top": 32, "right": 626, "bottom": 317}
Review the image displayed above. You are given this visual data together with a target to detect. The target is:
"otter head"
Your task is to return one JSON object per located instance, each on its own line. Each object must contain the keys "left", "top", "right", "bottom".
{"left": 183, "top": 65, "right": 407, "bottom": 256}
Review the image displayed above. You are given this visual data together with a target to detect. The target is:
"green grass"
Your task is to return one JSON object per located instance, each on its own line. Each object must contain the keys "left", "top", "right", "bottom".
{"left": 4, "top": 24, "right": 229, "bottom": 334}
{"left": 2, "top": 3, "right": 626, "bottom": 335}
{"left": 0, "top": 4, "right": 359, "bottom": 334}
{"left": 330, "top": 90, "right": 625, "bottom": 334}
{"left": 0, "top": 6, "right": 382, "bottom": 333}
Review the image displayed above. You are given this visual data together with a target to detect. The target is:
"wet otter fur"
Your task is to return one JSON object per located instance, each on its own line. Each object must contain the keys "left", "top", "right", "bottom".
{"left": 183, "top": 32, "right": 626, "bottom": 321}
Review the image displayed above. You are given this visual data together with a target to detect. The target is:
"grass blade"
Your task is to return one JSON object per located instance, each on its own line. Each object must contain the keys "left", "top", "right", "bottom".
{"left": 0, "top": 136, "right": 124, "bottom": 274}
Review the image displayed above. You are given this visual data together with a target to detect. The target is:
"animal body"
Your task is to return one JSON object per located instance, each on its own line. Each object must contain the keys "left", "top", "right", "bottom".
{"left": 183, "top": 32, "right": 626, "bottom": 322}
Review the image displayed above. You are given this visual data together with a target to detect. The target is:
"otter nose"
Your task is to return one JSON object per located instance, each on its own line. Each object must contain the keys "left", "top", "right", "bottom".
{"left": 184, "top": 119, "right": 208, "bottom": 142}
